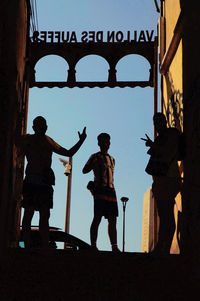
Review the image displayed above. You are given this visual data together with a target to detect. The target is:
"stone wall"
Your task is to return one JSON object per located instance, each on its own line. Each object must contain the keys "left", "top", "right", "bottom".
{"left": 0, "top": 249, "right": 196, "bottom": 301}
{"left": 0, "top": 0, "right": 29, "bottom": 252}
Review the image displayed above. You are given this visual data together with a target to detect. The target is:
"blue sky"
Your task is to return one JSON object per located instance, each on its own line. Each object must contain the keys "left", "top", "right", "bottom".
{"left": 24, "top": 0, "right": 159, "bottom": 252}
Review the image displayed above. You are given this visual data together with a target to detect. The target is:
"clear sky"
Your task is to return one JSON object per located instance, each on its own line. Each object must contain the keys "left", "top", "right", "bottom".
{"left": 24, "top": 0, "right": 159, "bottom": 252}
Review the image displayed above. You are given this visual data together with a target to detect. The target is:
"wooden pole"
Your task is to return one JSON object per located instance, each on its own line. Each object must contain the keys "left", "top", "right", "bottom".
{"left": 153, "top": 36, "right": 158, "bottom": 249}
{"left": 64, "top": 157, "right": 72, "bottom": 236}
{"left": 154, "top": 36, "right": 158, "bottom": 138}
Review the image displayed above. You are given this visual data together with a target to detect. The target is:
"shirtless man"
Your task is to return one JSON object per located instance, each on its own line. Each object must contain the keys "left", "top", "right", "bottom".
{"left": 19, "top": 116, "right": 86, "bottom": 248}
{"left": 83, "top": 133, "right": 120, "bottom": 252}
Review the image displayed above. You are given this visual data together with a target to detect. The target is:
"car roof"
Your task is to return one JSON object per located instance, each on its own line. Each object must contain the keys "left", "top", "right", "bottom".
{"left": 20, "top": 226, "right": 91, "bottom": 250}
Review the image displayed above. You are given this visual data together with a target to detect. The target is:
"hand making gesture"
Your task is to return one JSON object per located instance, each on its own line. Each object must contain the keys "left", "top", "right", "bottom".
{"left": 78, "top": 126, "right": 87, "bottom": 141}
{"left": 140, "top": 134, "right": 153, "bottom": 147}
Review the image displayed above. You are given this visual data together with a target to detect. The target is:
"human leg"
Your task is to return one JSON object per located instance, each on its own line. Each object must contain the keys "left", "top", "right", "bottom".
{"left": 22, "top": 207, "right": 34, "bottom": 248}
{"left": 156, "top": 199, "right": 175, "bottom": 253}
{"left": 108, "top": 216, "right": 117, "bottom": 245}
{"left": 107, "top": 216, "right": 120, "bottom": 252}
{"left": 39, "top": 207, "right": 50, "bottom": 248}
{"left": 90, "top": 215, "right": 102, "bottom": 248}
{"left": 152, "top": 177, "right": 180, "bottom": 254}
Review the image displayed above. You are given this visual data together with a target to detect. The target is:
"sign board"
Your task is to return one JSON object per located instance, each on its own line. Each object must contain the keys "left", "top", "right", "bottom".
{"left": 29, "top": 30, "right": 157, "bottom": 89}
{"left": 32, "top": 30, "right": 155, "bottom": 44}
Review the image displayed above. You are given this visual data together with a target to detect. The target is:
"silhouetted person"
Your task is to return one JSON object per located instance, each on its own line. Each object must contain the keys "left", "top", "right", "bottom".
{"left": 82, "top": 133, "right": 120, "bottom": 252}
{"left": 18, "top": 116, "right": 87, "bottom": 248}
{"left": 142, "top": 113, "right": 181, "bottom": 254}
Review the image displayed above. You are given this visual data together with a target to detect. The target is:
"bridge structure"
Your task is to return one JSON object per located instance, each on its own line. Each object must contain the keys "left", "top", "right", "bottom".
{"left": 28, "top": 35, "right": 158, "bottom": 242}
{"left": 29, "top": 37, "right": 158, "bottom": 93}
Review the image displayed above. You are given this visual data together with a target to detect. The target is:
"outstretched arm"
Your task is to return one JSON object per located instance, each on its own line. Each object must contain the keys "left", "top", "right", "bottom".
{"left": 54, "top": 127, "right": 87, "bottom": 157}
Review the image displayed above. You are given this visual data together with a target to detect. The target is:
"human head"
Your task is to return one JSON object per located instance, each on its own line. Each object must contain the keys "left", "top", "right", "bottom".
{"left": 97, "top": 133, "right": 111, "bottom": 152}
{"left": 153, "top": 112, "right": 167, "bottom": 133}
{"left": 32, "top": 116, "right": 47, "bottom": 135}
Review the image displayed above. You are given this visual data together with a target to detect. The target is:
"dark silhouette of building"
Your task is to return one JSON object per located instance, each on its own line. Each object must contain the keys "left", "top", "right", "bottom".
{"left": 0, "top": 0, "right": 30, "bottom": 252}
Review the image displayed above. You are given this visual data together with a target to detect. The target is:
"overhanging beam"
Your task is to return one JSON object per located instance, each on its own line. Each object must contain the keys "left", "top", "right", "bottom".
{"left": 31, "top": 81, "right": 153, "bottom": 88}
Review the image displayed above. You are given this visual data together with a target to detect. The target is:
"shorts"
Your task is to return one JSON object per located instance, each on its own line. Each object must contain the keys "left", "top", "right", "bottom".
{"left": 93, "top": 186, "right": 118, "bottom": 219}
{"left": 152, "top": 176, "right": 181, "bottom": 201}
{"left": 22, "top": 181, "right": 54, "bottom": 211}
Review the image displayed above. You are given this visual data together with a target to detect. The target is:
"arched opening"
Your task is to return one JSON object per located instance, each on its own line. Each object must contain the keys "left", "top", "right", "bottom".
{"left": 35, "top": 55, "right": 69, "bottom": 81}
{"left": 76, "top": 55, "right": 109, "bottom": 81}
{"left": 116, "top": 54, "right": 151, "bottom": 81}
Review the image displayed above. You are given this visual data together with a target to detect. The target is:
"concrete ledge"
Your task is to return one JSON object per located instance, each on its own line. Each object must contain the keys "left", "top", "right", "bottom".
{"left": 0, "top": 248, "right": 198, "bottom": 301}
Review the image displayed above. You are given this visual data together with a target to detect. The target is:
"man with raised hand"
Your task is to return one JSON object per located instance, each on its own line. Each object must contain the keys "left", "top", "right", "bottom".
{"left": 142, "top": 113, "right": 181, "bottom": 255}
{"left": 18, "top": 116, "right": 87, "bottom": 249}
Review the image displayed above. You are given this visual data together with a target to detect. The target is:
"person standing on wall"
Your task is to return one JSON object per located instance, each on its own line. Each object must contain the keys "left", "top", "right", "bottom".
{"left": 142, "top": 113, "right": 182, "bottom": 255}
{"left": 83, "top": 133, "right": 120, "bottom": 253}
{"left": 17, "top": 116, "right": 87, "bottom": 248}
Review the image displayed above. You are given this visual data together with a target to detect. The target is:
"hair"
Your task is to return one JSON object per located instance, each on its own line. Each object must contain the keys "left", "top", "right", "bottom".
{"left": 33, "top": 116, "right": 47, "bottom": 126}
{"left": 97, "top": 132, "right": 110, "bottom": 142}
{"left": 153, "top": 112, "right": 166, "bottom": 121}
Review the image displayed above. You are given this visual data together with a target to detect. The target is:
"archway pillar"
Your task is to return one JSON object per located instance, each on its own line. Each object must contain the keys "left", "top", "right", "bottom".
{"left": 67, "top": 68, "right": 76, "bottom": 84}
{"left": 108, "top": 68, "right": 117, "bottom": 83}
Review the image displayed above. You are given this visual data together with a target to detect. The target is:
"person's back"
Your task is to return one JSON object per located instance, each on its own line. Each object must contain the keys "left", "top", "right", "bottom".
{"left": 86, "top": 151, "right": 115, "bottom": 189}
{"left": 23, "top": 134, "right": 63, "bottom": 181}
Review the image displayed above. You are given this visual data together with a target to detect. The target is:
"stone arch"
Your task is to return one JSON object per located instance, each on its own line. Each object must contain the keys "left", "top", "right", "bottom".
{"left": 116, "top": 54, "right": 152, "bottom": 82}
{"left": 34, "top": 54, "right": 69, "bottom": 82}
{"left": 29, "top": 40, "right": 156, "bottom": 87}
{"left": 75, "top": 54, "right": 109, "bottom": 81}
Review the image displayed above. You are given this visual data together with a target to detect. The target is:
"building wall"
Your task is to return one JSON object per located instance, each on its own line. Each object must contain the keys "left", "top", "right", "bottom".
{"left": 141, "top": 188, "right": 154, "bottom": 252}
{"left": 160, "top": 0, "right": 183, "bottom": 131}
{"left": 0, "top": 0, "right": 29, "bottom": 252}
{"left": 159, "top": 0, "right": 200, "bottom": 253}
{"left": 181, "top": 1, "right": 200, "bottom": 252}
{"left": 158, "top": 0, "right": 183, "bottom": 253}
{"left": 164, "top": 0, "right": 181, "bottom": 52}
{"left": 162, "top": 41, "right": 183, "bottom": 130}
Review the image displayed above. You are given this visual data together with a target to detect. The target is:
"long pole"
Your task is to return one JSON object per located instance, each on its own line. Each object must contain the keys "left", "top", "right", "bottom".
{"left": 121, "top": 197, "right": 128, "bottom": 252}
{"left": 64, "top": 157, "right": 72, "bottom": 235}
{"left": 122, "top": 203, "right": 126, "bottom": 252}
{"left": 154, "top": 36, "right": 158, "bottom": 139}
{"left": 153, "top": 36, "right": 158, "bottom": 248}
